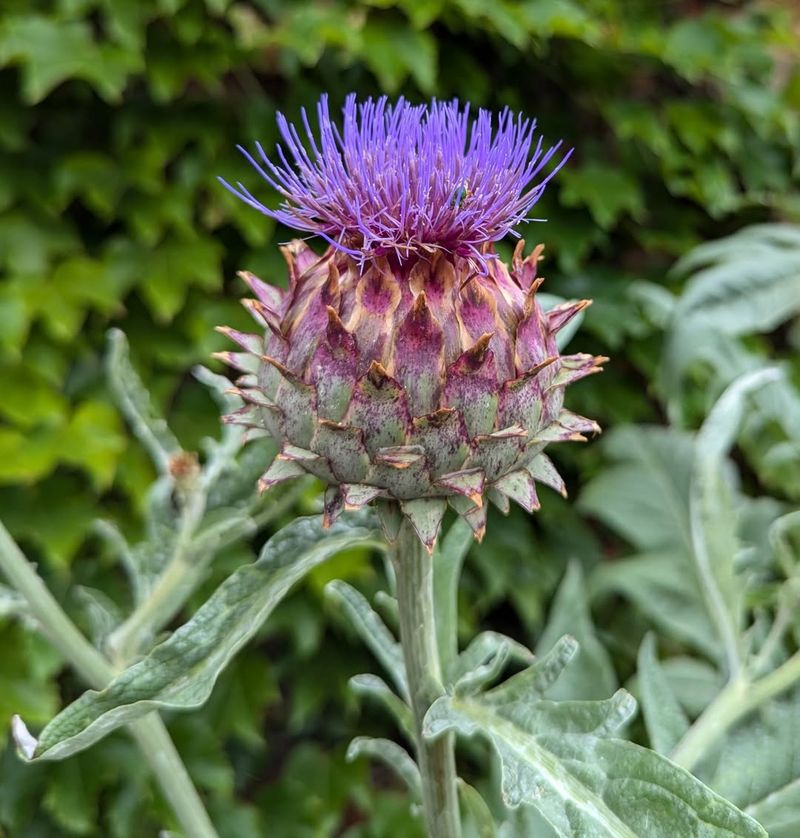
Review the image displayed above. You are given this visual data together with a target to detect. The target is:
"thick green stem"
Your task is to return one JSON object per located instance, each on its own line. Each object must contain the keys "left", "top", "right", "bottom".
{"left": 0, "top": 522, "right": 218, "bottom": 838}
{"left": 392, "top": 522, "right": 461, "bottom": 838}
{"left": 129, "top": 716, "right": 218, "bottom": 838}
{"left": 671, "top": 649, "right": 800, "bottom": 772}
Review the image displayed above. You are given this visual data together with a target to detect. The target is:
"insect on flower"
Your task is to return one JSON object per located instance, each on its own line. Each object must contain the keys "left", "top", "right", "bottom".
{"left": 450, "top": 180, "right": 471, "bottom": 209}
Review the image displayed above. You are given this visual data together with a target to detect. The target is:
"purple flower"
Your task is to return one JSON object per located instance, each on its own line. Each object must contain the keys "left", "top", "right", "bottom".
{"left": 219, "top": 94, "right": 569, "bottom": 269}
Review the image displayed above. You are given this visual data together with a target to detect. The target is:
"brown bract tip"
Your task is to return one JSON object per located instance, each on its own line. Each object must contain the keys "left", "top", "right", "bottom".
{"left": 466, "top": 332, "right": 493, "bottom": 365}
{"left": 366, "top": 360, "right": 392, "bottom": 388}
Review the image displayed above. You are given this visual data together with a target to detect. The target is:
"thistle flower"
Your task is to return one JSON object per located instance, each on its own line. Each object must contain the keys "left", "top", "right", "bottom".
{"left": 219, "top": 94, "right": 567, "bottom": 272}
{"left": 217, "top": 95, "right": 604, "bottom": 550}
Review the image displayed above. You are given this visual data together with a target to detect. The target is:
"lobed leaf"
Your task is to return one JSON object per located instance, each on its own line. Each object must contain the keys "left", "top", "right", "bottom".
{"left": 424, "top": 637, "right": 765, "bottom": 837}
{"left": 346, "top": 736, "right": 421, "bottom": 801}
{"left": 326, "top": 580, "right": 408, "bottom": 700}
{"left": 536, "top": 562, "right": 617, "bottom": 701}
{"left": 349, "top": 673, "right": 414, "bottom": 742}
{"left": 13, "top": 512, "right": 379, "bottom": 762}
{"left": 106, "top": 330, "right": 181, "bottom": 474}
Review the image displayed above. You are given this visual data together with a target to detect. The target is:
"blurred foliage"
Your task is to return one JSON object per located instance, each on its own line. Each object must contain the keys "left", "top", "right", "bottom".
{"left": 0, "top": 0, "right": 799, "bottom": 835}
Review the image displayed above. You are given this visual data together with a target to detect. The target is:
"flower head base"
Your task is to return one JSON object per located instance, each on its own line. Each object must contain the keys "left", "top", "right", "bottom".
{"left": 218, "top": 96, "right": 602, "bottom": 551}
{"left": 219, "top": 94, "right": 569, "bottom": 271}
{"left": 217, "top": 241, "right": 605, "bottom": 550}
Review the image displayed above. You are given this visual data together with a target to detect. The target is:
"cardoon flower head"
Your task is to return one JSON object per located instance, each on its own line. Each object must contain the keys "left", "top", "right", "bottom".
{"left": 217, "top": 95, "right": 604, "bottom": 550}
{"left": 219, "top": 94, "right": 568, "bottom": 272}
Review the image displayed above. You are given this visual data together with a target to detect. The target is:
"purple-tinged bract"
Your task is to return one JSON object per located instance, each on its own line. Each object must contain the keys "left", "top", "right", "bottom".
{"left": 218, "top": 96, "right": 603, "bottom": 551}
{"left": 219, "top": 94, "right": 569, "bottom": 270}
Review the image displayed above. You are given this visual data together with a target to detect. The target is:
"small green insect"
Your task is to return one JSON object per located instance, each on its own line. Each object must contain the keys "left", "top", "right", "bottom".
{"left": 451, "top": 180, "right": 471, "bottom": 208}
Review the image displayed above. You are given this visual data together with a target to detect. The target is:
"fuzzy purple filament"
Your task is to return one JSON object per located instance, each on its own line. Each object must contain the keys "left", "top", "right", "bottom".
{"left": 219, "top": 94, "right": 570, "bottom": 268}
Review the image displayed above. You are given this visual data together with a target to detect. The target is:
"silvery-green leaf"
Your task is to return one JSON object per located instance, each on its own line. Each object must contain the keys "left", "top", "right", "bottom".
{"left": 662, "top": 224, "right": 800, "bottom": 407}
{"left": 73, "top": 586, "right": 122, "bottom": 645}
{"left": 433, "top": 517, "right": 473, "bottom": 671}
{"left": 92, "top": 519, "right": 137, "bottom": 586}
{"left": 14, "top": 512, "right": 379, "bottom": 762}
{"left": 192, "top": 364, "right": 242, "bottom": 414}
{"left": 424, "top": 657, "right": 765, "bottom": 837}
{"left": 690, "top": 369, "right": 781, "bottom": 673}
{"left": 348, "top": 673, "right": 414, "bottom": 741}
{"left": 449, "top": 631, "right": 533, "bottom": 694}
{"left": 192, "top": 365, "right": 250, "bottom": 488}
{"left": 591, "top": 550, "right": 718, "bottom": 659}
{"left": 139, "top": 477, "right": 179, "bottom": 582}
{"left": 769, "top": 509, "right": 800, "bottom": 578}
{"left": 497, "top": 804, "right": 558, "bottom": 838}
{"left": 579, "top": 426, "right": 694, "bottom": 555}
{"left": 626, "top": 280, "right": 675, "bottom": 328}
{"left": 346, "top": 736, "right": 421, "bottom": 802}
{"left": 191, "top": 509, "right": 257, "bottom": 556}
{"left": 746, "top": 777, "right": 800, "bottom": 838}
{"left": 537, "top": 563, "right": 616, "bottom": 701}
{"left": 106, "top": 330, "right": 181, "bottom": 473}
{"left": 636, "top": 633, "right": 689, "bottom": 755}
{"left": 706, "top": 689, "right": 800, "bottom": 813}
{"left": 659, "top": 656, "right": 724, "bottom": 718}
{"left": 374, "top": 590, "right": 399, "bottom": 630}
{"left": 458, "top": 778, "right": 496, "bottom": 838}
{"left": 325, "top": 580, "right": 407, "bottom": 700}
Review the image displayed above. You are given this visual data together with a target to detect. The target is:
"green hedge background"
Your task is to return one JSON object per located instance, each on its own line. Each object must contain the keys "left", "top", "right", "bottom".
{"left": 0, "top": 1, "right": 798, "bottom": 835}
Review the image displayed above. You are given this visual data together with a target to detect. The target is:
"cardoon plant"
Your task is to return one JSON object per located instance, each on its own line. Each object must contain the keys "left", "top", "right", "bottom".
{"left": 2, "top": 93, "right": 773, "bottom": 838}
{"left": 218, "top": 94, "right": 603, "bottom": 836}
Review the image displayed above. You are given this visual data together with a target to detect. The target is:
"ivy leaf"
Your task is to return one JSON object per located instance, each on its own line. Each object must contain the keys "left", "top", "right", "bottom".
{"left": 12, "top": 512, "right": 379, "bottom": 761}
{"left": 559, "top": 165, "right": 644, "bottom": 229}
{"left": 0, "top": 15, "right": 140, "bottom": 103}
{"left": 359, "top": 19, "right": 437, "bottom": 93}
{"left": 138, "top": 236, "right": 222, "bottom": 322}
{"left": 424, "top": 637, "right": 766, "bottom": 837}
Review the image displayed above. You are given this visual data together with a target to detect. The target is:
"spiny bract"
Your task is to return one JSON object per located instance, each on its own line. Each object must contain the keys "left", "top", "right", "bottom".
{"left": 218, "top": 94, "right": 603, "bottom": 550}
{"left": 217, "top": 240, "right": 604, "bottom": 550}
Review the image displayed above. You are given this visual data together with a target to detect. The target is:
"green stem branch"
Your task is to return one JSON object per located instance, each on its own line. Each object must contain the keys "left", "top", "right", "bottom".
{"left": 392, "top": 521, "right": 461, "bottom": 838}
{"left": 109, "top": 479, "right": 309, "bottom": 663}
{"left": 0, "top": 521, "right": 218, "bottom": 838}
{"left": 671, "top": 650, "right": 800, "bottom": 772}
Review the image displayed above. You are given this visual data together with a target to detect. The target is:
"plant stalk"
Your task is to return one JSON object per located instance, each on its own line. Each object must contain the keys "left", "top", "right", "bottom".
{"left": 671, "top": 649, "right": 800, "bottom": 772}
{"left": 109, "top": 479, "right": 309, "bottom": 663}
{"left": 392, "top": 521, "right": 461, "bottom": 838}
{"left": 0, "top": 521, "right": 218, "bottom": 838}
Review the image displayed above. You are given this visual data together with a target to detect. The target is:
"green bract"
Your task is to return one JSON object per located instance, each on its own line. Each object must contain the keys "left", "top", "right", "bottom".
{"left": 218, "top": 240, "right": 603, "bottom": 550}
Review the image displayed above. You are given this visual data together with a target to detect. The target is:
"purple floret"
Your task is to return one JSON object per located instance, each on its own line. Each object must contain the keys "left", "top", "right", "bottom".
{"left": 220, "top": 94, "right": 570, "bottom": 269}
